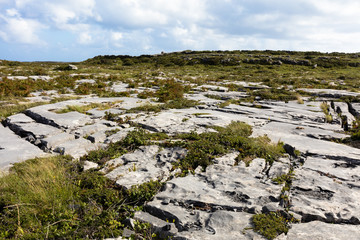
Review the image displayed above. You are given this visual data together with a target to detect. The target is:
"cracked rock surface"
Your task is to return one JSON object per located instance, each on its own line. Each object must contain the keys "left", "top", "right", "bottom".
{"left": 1, "top": 90, "right": 360, "bottom": 239}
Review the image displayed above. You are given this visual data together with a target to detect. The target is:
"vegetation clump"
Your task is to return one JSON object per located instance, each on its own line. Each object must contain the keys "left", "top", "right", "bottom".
{"left": 252, "top": 212, "right": 290, "bottom": 240}
{"left": 173, "top": 121, "right": 284, "bottom": 171}
{"left": 320, "top": 102, "right": 333, "bottom": 123}
{"left": 0, "top": 155, "right": 163, "bottom": 239}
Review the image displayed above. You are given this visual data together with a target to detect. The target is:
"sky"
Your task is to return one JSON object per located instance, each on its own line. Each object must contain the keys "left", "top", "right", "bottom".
{"left": 0, "top": 0, "right": 360, "bottom": 62}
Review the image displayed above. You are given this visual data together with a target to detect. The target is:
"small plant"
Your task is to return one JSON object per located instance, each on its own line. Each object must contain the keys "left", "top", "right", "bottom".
{"left": 218, "top": 100, "right": 231, "bottom": 108}
{"left": 252, "top": 212, "right": 289, "bottom": 240}
{"left": 131, "top": 220, "right": 156, "bottom": 240}
{"left": 54, "top": 103, "right": 113, "bottom": 114}
{"left": 296, "top": 94, "right": 304, "bottom": 104}
{"left": 156, "top": 79, "right": 184, "bottom": 102}
{"left": 320, "top": 102, "right": 333, "bottom": 123}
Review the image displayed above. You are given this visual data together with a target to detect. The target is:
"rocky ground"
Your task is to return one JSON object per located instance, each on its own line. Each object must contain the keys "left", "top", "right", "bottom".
{"left": 1, "top": 83, "right": 360, "bottom": 239}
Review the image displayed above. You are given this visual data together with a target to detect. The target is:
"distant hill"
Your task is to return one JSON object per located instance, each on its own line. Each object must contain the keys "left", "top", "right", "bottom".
{"left": 84, "top": 50, "right": 360, "bottom": 68}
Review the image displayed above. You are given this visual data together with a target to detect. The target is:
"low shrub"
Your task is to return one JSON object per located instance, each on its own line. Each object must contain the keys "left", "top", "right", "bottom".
{"left": 174, "top": 121, "right": 284, "bottom": 170}
{"left": 252, "top": 212, "right": 289, "bottom": 240}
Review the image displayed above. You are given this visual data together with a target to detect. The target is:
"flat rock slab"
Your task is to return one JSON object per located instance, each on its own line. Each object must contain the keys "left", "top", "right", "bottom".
{"left": 142, "top": 158, "right": 287, "bottom": 239}
{"left": 277, "top": 221, "right": 360, "bottom": 240}
{"left": 297, "top": 88, "right": 360, "bottom": 98}
{"left": 134, "top": 108, "right": 264, "bottom": 134}
{"left": 54, "top": 138, "right": 98, "bottom": 159}
{"left": 252, "top": 119, "right": 360, "bottom": 160}
{"left": 104, "top": 145, "right": 187, "bottom": 189}
{"left": 0, "top": 125, "right": 48, "bottom": 170}
{"left": 5, "top": 113, "right": 63, "bottom": 139}
{"left": 25, "top": 107, "right": 94, "bottom": 130}
{"left": 290, "top": 162, "right": 360, "bottom": 224}
{"left": 40, "top": 132, "right": 76, "bottom": 151}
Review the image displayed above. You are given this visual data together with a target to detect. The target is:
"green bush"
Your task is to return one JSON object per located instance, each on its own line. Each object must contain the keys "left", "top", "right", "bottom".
{"left": 157, "top": 79, "right": 184, "bottom": 102}
{"left": 175, "top": 121, "right": 284, "bottom": 171}
{"left": 252, "top": 212, "right": 289, "bottom": 240}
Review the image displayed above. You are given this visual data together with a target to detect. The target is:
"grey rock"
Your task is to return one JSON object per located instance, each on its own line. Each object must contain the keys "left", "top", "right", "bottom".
{"left": 277, "top": 221, "right": 360, "bottom": 240}
{"left": 268, "top": 158, "right": 290, "bottom": 179}
{"left": 68, "top": 64, "right": 78, "bottom": 70}
{"left": 25, "top": 107, "right": 94, "bottom": 130}
{"left": 75, "top": 79, "right": 95, "bottom": 84}
{"left": 122, "top": 228, "right": 135, "bottom": 238}
{"left": 53, "top": 138, "right": 98, "bottom": 159}
{"left": 134, "top": 211, "right": 178, "bottom": 237}
{"left": 73, "top": 122, "right": 109, "bottom": 137}
{"left": 134, "top": 108, "right": 263, "bottom": 134}
{"left": 0, "top": 125, "right": 48, "bottom": 170}
{"left": 204, "top": 90, "right": 249, "bottom": 100}
{"left": 83, "top": 161, "right": 99, "bottom": 171}
{"left": 41, "top": 132, "right": 76, "bottom": 150}
{"left": 195, "top": 84, "right": 229, "bottom": 92}
{"left": 105, "top": 127, "right": 135, "bottom": 143}
{"left": 297, "top": 88, "right": 360, "bottom": 98}
{"left": 104, "top": 146, "right": 187, "bottom": 189}
{"left": 253, "top": 121, "right": 357, "bottom": 159}
{"left": 212, "top": 151, "right": 238, "bottom": 166}
{"left": 289, "top": 160, "right": 360, "bottom": 224}
{"left": 5, "top": 113, "right": 63, "bottom": 140}
{"left": 142, "top": 158, "right": 285, "bottom": 238}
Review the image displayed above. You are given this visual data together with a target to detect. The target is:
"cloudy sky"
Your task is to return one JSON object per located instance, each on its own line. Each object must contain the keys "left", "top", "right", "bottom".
{"left": 0, "top": 0, "right": 359, "bottom": 61}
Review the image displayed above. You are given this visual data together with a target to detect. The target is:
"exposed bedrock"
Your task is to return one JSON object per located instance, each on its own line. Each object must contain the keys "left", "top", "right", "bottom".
{"left": 1, "top": 92, "right": 360, "bottom": 239}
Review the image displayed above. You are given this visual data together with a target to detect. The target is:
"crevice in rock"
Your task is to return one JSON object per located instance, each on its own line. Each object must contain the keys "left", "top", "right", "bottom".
{"left": 347, "top": 102, "right": 360, "bottom": 119}
{"left": 24, "top": 109, "right": 61, "bottom": 129}
{"left": 292, "top": 186, "right": 334, "bottom": 200}
{"left": 296, "top": 212, "right": 360, "bottom": 225}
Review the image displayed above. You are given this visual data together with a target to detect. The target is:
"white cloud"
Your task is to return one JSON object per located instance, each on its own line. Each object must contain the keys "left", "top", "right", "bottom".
{"left": 111, "top": 31, "right": 123, "bottom": 41}
{"left": 78, "top": 32, "right": 92, "bottom": 44}
{"left": 1, "top": 0, "right": 360, "bottom": 61}
{"left": 0, "top": 10, "right": 46, "bottom": 45}
{"left": 6, "top": 8, "right": 19, "bottom": 17}
{"left": 98, "top": 0, "right": 209, "bottom": 28}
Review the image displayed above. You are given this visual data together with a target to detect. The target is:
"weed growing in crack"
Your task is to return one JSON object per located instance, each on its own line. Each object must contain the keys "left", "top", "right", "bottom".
{"left": 252, "top": 212, "right": 290, "bottom": 240}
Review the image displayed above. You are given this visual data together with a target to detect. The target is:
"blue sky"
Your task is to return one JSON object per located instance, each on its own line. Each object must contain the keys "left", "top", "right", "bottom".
{"left": 0, "top": 0, "right": 359, "bottom": 62}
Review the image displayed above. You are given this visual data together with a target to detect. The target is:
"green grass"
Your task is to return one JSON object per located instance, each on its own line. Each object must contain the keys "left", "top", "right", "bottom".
{"left": 0, "top": 154, "right": 163, "bottom": 239}
{"left": 54, "top": 102, "right": 119, "bottom": 114}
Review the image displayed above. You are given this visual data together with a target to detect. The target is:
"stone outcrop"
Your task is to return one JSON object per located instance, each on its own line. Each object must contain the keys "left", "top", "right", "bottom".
{"left": 1, "top": 88, "right": 359, "bottom": 239}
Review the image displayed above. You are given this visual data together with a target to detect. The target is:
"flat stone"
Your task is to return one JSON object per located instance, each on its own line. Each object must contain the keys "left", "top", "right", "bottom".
{"left": 297, "top": 88, "right": 360, "bottom": 98}
{"left": 290, "top": 166, "right": 360, "bottom": 224}
{"left": 104, "top": 146, "right": 186, "bottom": 189}
{"left": 73, "top": 122, "right": 109, "bottom": 137}
{"left": 134, "top": 211, "right": 178, "bottom": 238}
{"left": 134, "top": 108, "right": 263, "bottom": 134}
{"left": 196, "top": 84, "right": 229, "bottom": 92}
{"left": 25, "top": 105, "right": 94, "bottom": 130}
{"left": 75, "top": 79, "right": 96, "bottom": 84}
{"left": 213, "top": 151, "right": 238, "bottom": 166}
{"left": 83, "top": 161, "right": 99, "bottom": 171}
{"left": 277, "top": 221, "right": 360, "bottom": 240}
{"left": 40, "top": 132, "right": 76, "bottom": 150}
{"left": 54, "top": 138, "right": 97, "bottom": 159}
{"left": 105, "top": 127, "right": 136, "bottom": 143}
{"left": 0, "top": 125, "right": 48, "bottom": 170}
{"left": 143, "top": 158, "right": 286, "bottom": 238}
{"left": 5, "top": 113, "right": 63, "bottom": 139}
